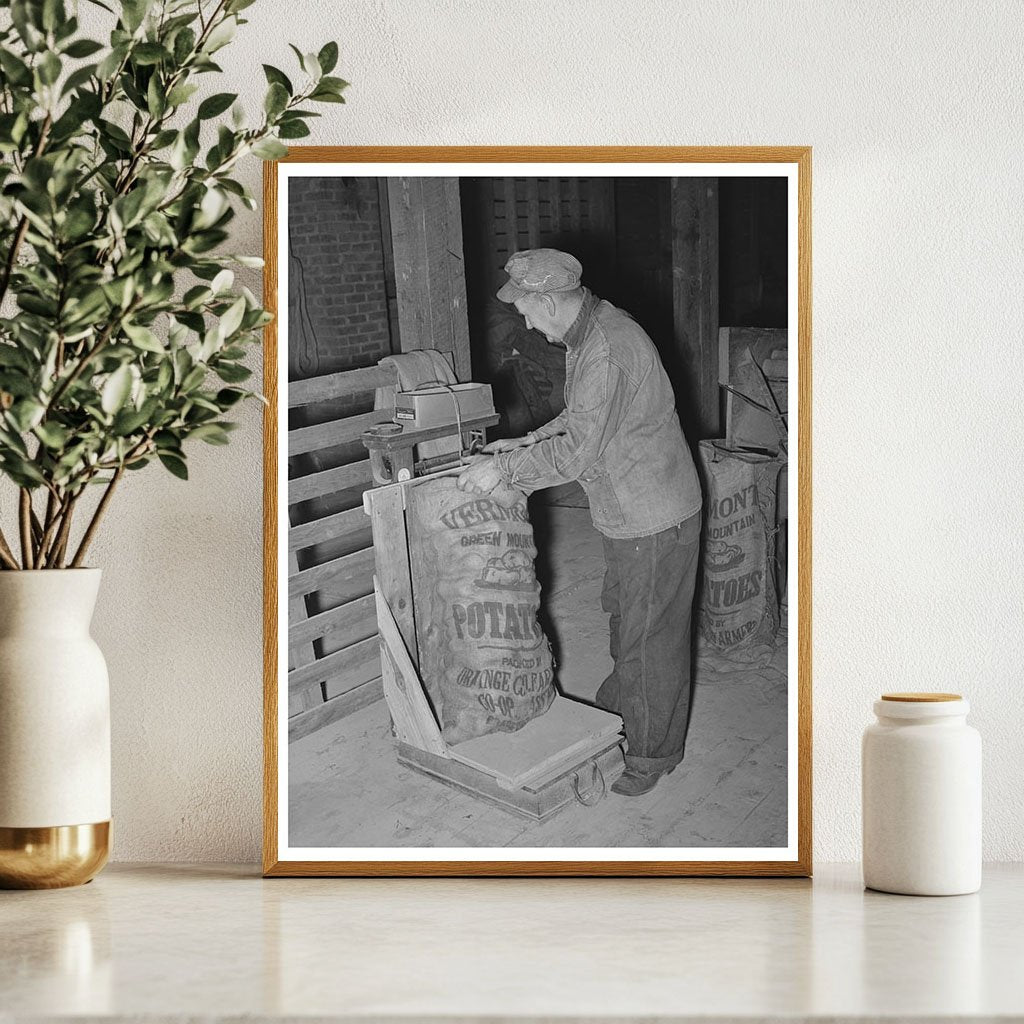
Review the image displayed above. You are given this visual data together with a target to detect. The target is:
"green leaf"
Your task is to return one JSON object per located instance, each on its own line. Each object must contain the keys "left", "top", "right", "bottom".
{"left": 149, "top": 128, "right": 177, "bottom": 149}
{"left": 132, "top": 42, "right": 168, "bottom": 66}
{"left": 217, "top": 295, "right": 246, "bottom": 339}
{"left": 277, "top": 120, "right": 310, "bottom": 140}
{"left": 198, "top": 91, "right": 237, "bottom": 119}
{"left": 264, "top": 81, "right": 288, "bottom": 117}
{"left": 318, "top": 76, "right": 349, "bottom": 93}
{"left": 96, "top": 43, "right": 127, "bottom": 81}
{"left": 63, "top": 38, "right": 104, "bottom": 58}
{"left": 123, "top": 321, "right": 164, "bottom": 353}
{"left": 38, "top": 51, "right": 62, "bottom": 86}
{"left": 309, "top": 88, "right": 346, "bottom": 104}
{"left": 182, "top": 285, "right": 211, "bottom": 310}
{"left": 318, "top": 41, "right": 339, "bottom": 75}
{"left": 10, "top": 1, "right": 44, "bottom": 52}
{"left": 190, "top": 422, "right": 230, "bottom": 445}
{"left": 0, "top": 49, "right": 33, "bottom": 86}
{"left": 210, "top": 269, "right": 234, "bottom": 294}
{"left": 9, "top": 399, "right": 45, "bottom": 432}
{"left": 34, "top": 421, "right": 70, "bottom": 449}
{"left": 121, "top": 0, "right": 152, "bottom": 33}
{"left": 112, "top": 402, "right": 152, "bottom": 435}
{"left": 101, "top": 365, "right": 133, "bottom": 415}
{"left": 1, "top": 456, "right": 46, "bottom": 487}
{"left": 166, "top": 82, "right": 199, "bottom": 107}
{"left": 216, "top": 388, "right": 247, "bottom": 408}
{"left": 214, "top": 362, "right": 251, "bottom": 384}
{"left": 203, "top": 15, "right": 236, "bottom": 53}
{"left": 158, "top": 452, "right": 188, "bottom": 479}
{"left": 173, "top": 26, "right": 196, "bottom": 65}
{"left": 61, "top": 63, "right": 98, "bottom": 96}
{"left": 262, "top": 64, "right": 292, "bottom": 94}
{"left": 146, "top": 72, "right": 167, "bottom": 116}
{"left": 181, "top": 365, "right": 206, "bottom": 391}
{"left": 251, "top": 137, "right": 287, "bottom": 160}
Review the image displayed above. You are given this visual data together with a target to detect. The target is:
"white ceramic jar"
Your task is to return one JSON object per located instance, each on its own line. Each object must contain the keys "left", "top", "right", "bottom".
{"left": 862, "top": 693, "right": 981, "bottom": 896}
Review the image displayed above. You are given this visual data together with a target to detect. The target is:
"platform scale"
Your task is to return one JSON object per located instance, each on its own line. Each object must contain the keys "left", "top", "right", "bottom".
{"left": 361, "top": 407, "right": 625, "bottom": 820}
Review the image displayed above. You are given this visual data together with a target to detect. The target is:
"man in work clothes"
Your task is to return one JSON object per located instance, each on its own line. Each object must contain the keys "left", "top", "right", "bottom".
{"left": 457, "top": 248, "right": 703, "bottom": 796}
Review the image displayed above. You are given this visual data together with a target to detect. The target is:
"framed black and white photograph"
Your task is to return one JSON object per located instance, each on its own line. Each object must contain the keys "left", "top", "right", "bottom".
{"left": 262, "top": 147, "right": 811, "bottom": 876}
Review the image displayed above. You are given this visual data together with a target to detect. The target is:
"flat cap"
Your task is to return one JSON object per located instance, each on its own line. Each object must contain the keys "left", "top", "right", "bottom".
{"left": 496, "top": 248, "right": 583, "bottom": 303}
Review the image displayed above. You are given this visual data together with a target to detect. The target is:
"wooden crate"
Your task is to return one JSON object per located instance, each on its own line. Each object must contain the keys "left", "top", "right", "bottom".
{"left": 365, "top": 472, "right": 626, "bottom": 819}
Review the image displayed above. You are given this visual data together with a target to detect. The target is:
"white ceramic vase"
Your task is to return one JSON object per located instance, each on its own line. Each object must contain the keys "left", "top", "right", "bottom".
{"left": 0, "top": 569, "right": 111, "bottom": 888}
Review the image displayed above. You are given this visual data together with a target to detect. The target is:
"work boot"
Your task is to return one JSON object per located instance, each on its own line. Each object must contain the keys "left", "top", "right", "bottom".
{"left": 610, "top": 767, "right": 663, "bottom": 796}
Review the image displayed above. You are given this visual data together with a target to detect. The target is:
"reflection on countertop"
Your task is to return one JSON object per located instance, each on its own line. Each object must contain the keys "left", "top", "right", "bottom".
{"left": 2, "top": 863, "right": 1022, "bottom": 1020}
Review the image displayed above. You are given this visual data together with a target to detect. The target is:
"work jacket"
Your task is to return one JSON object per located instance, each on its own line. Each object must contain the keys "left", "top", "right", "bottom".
{"left": 495, "top": 290, "right": 702, "bottom": 539}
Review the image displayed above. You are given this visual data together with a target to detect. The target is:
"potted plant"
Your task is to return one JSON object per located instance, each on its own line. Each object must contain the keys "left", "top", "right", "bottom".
{"left": 0, "top": 0, "right": 344, "bottom": 887}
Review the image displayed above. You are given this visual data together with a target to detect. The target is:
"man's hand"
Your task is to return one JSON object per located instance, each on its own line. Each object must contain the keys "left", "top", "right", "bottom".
{"left": 456, "top": 455, "right": 503, "bottom": 495}
{"left": 482, "top": 433, "right": 535, "bottom": 454}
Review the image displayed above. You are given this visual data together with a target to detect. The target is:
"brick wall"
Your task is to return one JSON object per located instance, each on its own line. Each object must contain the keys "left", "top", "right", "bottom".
{"left": 287, "top": 177, "right": 393, "bottom": 382}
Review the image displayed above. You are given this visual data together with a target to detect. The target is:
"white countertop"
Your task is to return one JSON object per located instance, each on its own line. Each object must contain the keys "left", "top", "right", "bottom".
{"left": 2, "top": 862, "right": 1022, "bottom": 1021}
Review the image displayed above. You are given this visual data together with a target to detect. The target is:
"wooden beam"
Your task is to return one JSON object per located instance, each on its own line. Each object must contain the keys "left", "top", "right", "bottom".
{"left": 364, "top": 483, "right": 418, "bottom": 667}
{"left": 386, "top": 177, "right": 472, "bottom": 382}
{"left": 670, "top": 177, "right": 720, "bottom": 440}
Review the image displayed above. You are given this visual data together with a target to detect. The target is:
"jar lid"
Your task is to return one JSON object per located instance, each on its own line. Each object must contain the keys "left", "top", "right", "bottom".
{"left": 881, "top": 692, "right": 962, "bottom": 702}
{"left": 874, "top": 694, "right": 969, "bottom": 720}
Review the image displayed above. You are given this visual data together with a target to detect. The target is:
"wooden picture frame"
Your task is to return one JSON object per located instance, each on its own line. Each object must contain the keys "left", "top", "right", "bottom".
{"left": 263, "top": 147, "right": 812, "bottom": 877}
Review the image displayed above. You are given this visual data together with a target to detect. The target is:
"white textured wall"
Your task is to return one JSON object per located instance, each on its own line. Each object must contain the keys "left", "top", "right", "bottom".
{"left": 56, "top": 0, "right": 1024, "bottom": 862}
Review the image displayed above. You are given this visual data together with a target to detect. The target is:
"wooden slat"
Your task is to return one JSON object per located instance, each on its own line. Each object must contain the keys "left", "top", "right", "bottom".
{"left": 288, "top": 634, "right": 379, "bottom": 696}
{"left": 566, "top": 177, "right": 581, "bottom": 232}
{"left": 289, "top": 506, "right": 368, "bottom": 552}
{"left": 289, "top": 546, "right": 375, "bottom": 599}
{"left": 288, "top": 677, "right": 383, "bottom": 742}
{"left": 288, "top": 409, "right": 394, "bottom": 456}
{"left": 548, "top": 177, "right": 562, "bottom": 236}
{"left": 288, "top": 365, "right": 395, "bottom": 408}
{"left": 374, "top": 581, "right": 447, "bottom": 757}
{"left": 525, "top": 178, "right": 541, "bottom": 247}
{"left": 323, "top": 643, "right": 384, "bottom": 700}
{"left": 502, "top": 177, "right": 518, "bottom": 251}
{"left": 287, "top": 550, "right": 320, "bottom": 714}
{"left": 289, "top": 593, "right": 377, "bottom": 648}
{"left": 288, "top": 459, "right": 373, "bottom": 504}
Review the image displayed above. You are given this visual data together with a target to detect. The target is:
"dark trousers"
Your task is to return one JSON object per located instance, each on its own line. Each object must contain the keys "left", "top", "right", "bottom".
{"left": 595, "top": 512, "right": 701, "bottom": 774}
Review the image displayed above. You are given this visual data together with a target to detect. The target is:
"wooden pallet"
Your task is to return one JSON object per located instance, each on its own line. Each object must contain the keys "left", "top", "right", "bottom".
{"left": 286, "top": 362, "right": 399, "bottom": 741}
{"left": 365, "top": 472, "right": 625, "bottom": 819}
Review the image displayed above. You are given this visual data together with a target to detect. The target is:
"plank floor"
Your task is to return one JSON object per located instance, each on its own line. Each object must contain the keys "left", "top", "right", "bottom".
{"left": 288, "top": 500, "right": 788, "bottom": 849}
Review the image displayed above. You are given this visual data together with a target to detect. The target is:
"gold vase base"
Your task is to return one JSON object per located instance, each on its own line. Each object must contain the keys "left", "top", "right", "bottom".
{"left": 0, "top": 821, "right": 111, "bottom": 889}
